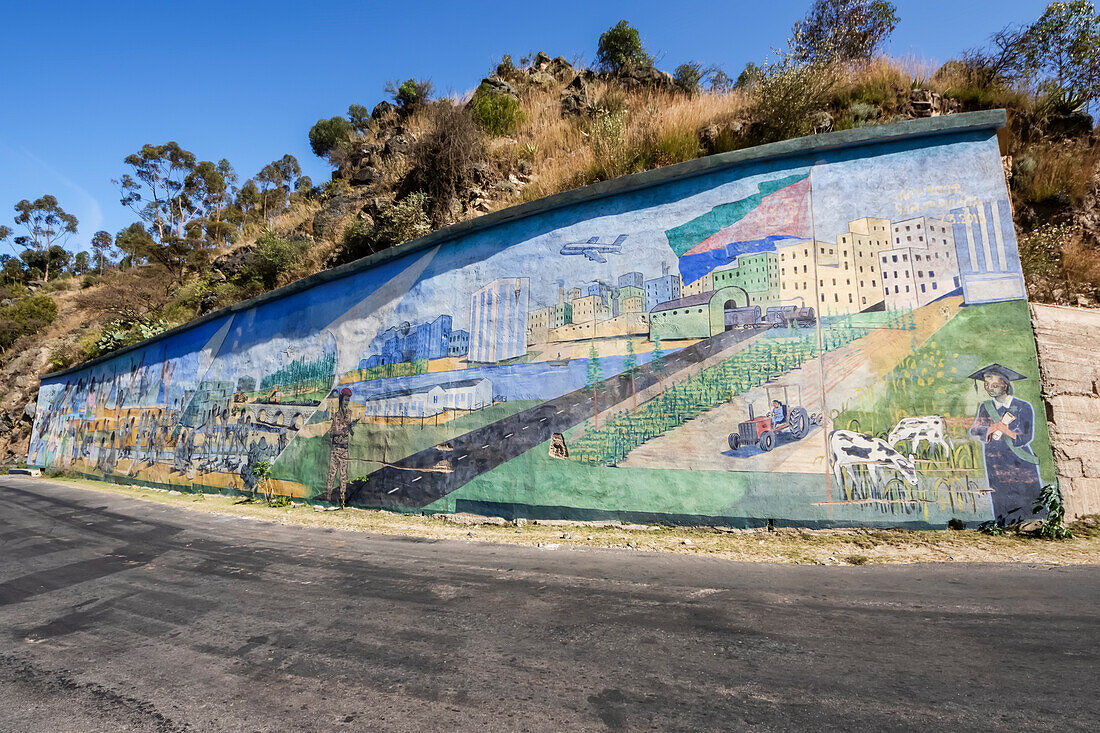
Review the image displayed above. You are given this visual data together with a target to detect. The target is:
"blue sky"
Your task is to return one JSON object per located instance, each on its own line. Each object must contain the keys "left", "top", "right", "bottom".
{"left": 1, "top": 0, "right": 1047, "bottom": 254}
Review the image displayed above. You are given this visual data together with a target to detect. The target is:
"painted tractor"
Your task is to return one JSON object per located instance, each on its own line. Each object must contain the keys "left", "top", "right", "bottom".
{"left": 728, "top": 385, "right": 811, "bottom": 452}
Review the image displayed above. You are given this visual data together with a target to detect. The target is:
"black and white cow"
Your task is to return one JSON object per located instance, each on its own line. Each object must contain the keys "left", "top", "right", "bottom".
{"left": 887, "top": 416, "right": 950, "bottom": 457}
{"left": 829, "top": 430, "right": 919, "bottom": 488}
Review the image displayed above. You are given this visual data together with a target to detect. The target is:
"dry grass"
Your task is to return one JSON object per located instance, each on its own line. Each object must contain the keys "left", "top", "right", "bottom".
{"left": 1016, "top": 140, "right": 1100, "bottom": 205}
{"left": 37, "top": 476, "right": 1100, "bottom": 566}
{"left": 1063, "top": 235, "right": 1100, "bottom": 288}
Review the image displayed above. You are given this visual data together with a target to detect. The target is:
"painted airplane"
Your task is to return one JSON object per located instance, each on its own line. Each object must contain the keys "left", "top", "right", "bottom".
{"left": 559, "top": 234, "right": 627, "bottom": 263}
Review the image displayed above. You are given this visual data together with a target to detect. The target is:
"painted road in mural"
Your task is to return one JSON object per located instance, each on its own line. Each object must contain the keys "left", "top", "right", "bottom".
{"left": 29, "top": 113, "right": 1058, "bottom": 528}
{"left": 347, "top": 324, "right": 774, "bottom": 508}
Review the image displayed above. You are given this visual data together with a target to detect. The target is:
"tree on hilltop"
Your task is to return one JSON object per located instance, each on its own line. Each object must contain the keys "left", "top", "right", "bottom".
{"left": 792, "top": 0, "right": 899, "bottom": 63}
{"left": 13, "top": 195, "right": 78, "bottom": 282}
{"left": 597, "top": 20, "right": 652, "bottom": 73}
{"left": 91, "top": 230, "right": 113, "bottom": 273}
{"left": 114, "top": 142, "right": 228, "bottom": 284}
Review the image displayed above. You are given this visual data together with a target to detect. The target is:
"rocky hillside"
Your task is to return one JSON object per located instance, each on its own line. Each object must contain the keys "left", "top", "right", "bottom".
{"left": 4, "top": 34, "right": 1100, "bottom": 464}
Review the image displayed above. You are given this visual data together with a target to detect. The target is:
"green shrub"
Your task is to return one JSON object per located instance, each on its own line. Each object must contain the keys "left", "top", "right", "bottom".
{"left": 748, "top": 55, "right": 838, "bottom": 143}
{"left": 1017, "top": 223, "right": 1073, "bottom": 279}
{"left": 92, "top": 315, "right": 172, "bottom": 357}
{"left": 308, "top": 116, "right": 353, "bottom": 159}
{"left": 388, "top": 78, "right": 433, "bottom": 109}
{"left": 0, "top": 294, "right": 58, "bottom": 350}
{"left": 237, "top": 231, "right": 312, "bottom": 290}
{"left": 597, "top": 20, "right": 652, "bottom": 73}
{"left": 341, "top": 193, "right": 433, "bottom": 262}
{"left": 1034, "top": 484, "right": 1072, "bottom": 540}
{"left": 674, "top": 62, "right": 705, "bottom": 96}
{"left": 468, "top": 84, "right": 525, "bottom": 136}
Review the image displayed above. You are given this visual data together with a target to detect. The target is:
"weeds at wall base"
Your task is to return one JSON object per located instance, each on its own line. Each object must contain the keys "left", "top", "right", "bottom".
{"left": 23, "top": 475, "right": 1100, "bottom": 566}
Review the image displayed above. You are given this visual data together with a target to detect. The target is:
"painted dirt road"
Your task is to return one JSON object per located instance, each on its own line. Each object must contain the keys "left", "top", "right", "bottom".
{"left": 2, "top": 478, "right": 1098, "bottom": 732}
{"left": 344, "top": 325, "right": 773, "bottom": 508}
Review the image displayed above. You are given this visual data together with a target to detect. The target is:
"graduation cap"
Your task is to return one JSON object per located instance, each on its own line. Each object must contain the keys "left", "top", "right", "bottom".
{"left": 968, "top": 363, "right": 1027, "bottom": 393}
{"left": 967, "top": 364, "right": 1027, "bottom": 382}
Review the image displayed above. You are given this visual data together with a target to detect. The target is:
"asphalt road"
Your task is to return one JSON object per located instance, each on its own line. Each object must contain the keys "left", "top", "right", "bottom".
{"left": 348, "top": 326, "right": 772, "bottom": 509}
{"left": 1, "top": 477, "right": 1098, "bottom": 732}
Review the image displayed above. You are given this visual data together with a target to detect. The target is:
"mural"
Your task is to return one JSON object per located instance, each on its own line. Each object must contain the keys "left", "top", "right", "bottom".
{"left": 30, "top": 115, "right": 1057, "bottom": 528}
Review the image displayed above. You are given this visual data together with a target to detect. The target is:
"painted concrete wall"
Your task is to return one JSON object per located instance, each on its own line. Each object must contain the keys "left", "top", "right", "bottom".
{"left": 29, "top": 112, "right": 1057, "bottom": 528}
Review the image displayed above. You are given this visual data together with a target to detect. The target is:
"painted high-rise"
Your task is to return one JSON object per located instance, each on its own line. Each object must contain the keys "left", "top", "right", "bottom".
{"left": 469, "top": 278, "right": 530, "bottom": 363}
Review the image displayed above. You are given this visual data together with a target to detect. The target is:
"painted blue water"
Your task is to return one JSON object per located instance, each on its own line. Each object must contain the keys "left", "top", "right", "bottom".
{"left": 344, "top": 350, "right": 668, "bottom": 403}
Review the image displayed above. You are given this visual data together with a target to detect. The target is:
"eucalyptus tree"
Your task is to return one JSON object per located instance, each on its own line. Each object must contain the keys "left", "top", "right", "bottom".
{"left": 13, "top": 195, "right": 78, "bottom": 282}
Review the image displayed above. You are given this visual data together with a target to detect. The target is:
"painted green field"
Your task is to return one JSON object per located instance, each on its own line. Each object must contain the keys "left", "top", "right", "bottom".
{"left": 271, "top": 400, "right": 541, "bottom": 493}
{"left": 834, "top": 299, "right": 1055, "bottom": 484}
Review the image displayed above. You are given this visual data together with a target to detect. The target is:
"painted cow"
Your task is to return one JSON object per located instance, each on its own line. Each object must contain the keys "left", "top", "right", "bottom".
{"left": 887, "top": 416, "right": 950, "bottom": 457}
{"left": 829, "top": 430, "right": 919, "bottom": 488}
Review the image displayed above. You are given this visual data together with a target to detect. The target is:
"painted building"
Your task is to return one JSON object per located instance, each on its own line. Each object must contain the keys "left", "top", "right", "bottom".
{"left": 616, "top": 285, "right": 644, "bottom": 312}
{"left": 617, "top": 271, "right": 644, "bottom": 289}
{"left": 880, "top": 217, "right": 961, "bottom": 310}
{"left": 949, "top": 201, "right": 1027, "bottom": 304}
{"left": 447, "top": 329, "right": 469, "bottom": 358}
{"left": 838, "top": 217, "right": 892, "bottom": 311}
{"left": 361, "top": 377, "right": 493, "bottom": 418}
{"left": 648, "top": 286, "right": 748, "bottom": 340}
{"left": 570, "top": 294, "right": 611, "bottom": 323}
{"left": 712, "top": 251, "right": 780, "bottom": 309}
{"left": 681, "top": 271, "right": 714, "bottom": 297}
{"left": 644, "top": 274, "right": 682, "bottom": 312}
{"left": 776, "top": 238, "right": 819, "bottom": 307}
{"left": 365, "top": 315, "right": 453, "bottom": 365}
{"left": 469, "top": 278, "right": 529, "bottom": 363}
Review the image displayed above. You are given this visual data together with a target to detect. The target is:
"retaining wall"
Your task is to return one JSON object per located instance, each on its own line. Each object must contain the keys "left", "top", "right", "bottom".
{"left": 29, "top": 111, "right": 1057, "bottom": 528}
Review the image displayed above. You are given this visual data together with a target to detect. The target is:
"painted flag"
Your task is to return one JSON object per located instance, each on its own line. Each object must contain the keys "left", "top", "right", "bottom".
{"left": 666, "top": 174, "right": 811, "bottom": 286}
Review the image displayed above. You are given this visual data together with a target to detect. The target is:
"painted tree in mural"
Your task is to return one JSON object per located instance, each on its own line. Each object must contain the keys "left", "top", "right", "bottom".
{"left": 258, "top": 352, "right": 336, "bottom": 398}
{"left": 586, "top": 344, "right": 603, "bottom": 429}
{"left": 651, "top": 336, "right": 666, "bottom": 392}
{"left": 623, "top": 339, "right": 638, "bottom": 410}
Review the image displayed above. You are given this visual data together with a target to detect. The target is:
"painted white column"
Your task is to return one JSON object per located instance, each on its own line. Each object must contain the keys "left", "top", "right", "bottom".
{"left": 990, "top": 200, "right": 1008, "bottom": 272}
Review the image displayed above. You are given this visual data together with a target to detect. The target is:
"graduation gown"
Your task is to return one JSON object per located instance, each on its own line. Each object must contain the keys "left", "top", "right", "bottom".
{"left": 969, "top": 396, "right": 1043, "bottom": 523}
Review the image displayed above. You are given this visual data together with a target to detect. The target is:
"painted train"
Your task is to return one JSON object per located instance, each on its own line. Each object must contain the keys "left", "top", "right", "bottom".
{"left": 724, "top": 305, "right": 817, "bottom": 329}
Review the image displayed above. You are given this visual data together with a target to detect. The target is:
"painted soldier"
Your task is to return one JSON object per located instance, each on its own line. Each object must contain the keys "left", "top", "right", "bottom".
{"left": 967, "top": 364, "right": 1044, "bottom": 524}
{"left": 325, "top": 387, "right": 359, "bottom": 506}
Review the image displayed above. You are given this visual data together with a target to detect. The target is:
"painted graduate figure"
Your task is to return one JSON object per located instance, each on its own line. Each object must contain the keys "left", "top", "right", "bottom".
{"left": 967, "top": 364, "right": 1043, "bottom": 524}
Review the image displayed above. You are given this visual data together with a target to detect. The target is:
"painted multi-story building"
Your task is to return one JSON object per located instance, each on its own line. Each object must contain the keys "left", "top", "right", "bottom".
{"left": 948, "top": 201, "right": 1026, "bottom": 304}
{"left": 570, "top": 294, "right": 611, "bottom": 324}
{"left": 681, "top": 272, "right": 713, "bottom": 297}
{"left": 616, "top": 285, "right": 644, "bottom": 313}
{"left": 447, "top": 329, "right": 469, "bottom": 358}
{"left": 363, "top": 314, "right": 453, "bottom": 366}
{"left": 776, "top": 238, "right": 819, "bottom": 306}
{"left": 880, "top": 216, "right": 961, "bottom": 310}
{"left": 712, "top": 251, "right": 780, "bottom": 309}
{"left": 618, "top": 271, "right": 644, "bottom": 290}
{"left": 585, "top": 280, "right": 616, "bottom": 311}
{"left": 469, "top": 278, "right": 530, "bottom": 363}
{"left": 644, "top": 274, "right": 682, "bottom": 312}
{"left": 838, "top": 217, "right": 892, "bottom": 310}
